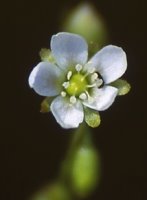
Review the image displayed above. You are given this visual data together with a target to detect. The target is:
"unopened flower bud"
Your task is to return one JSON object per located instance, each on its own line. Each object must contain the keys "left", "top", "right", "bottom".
{"left": 62, "top": 3, "right": 108, "bottom": 54}
{"left": 70, "top": 146, "right": 101, "bottom": 197}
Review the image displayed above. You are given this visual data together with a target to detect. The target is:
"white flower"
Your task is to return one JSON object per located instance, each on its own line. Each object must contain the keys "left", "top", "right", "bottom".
{"left": 28, "top": 32, "right": 127, "bottom": 129}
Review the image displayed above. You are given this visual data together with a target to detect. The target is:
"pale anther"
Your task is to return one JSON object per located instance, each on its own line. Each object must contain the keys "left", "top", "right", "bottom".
{"left": 67, "top": 71, "right": 72, "bottom": 80}
{"left": 79, "top": 93, "right": 87, "bottom": 100}
{"left": 88, "top": 67, "right": 95, "bottom": 74}
{"left": 96, "top": 79, "right": 103, "bottom": 87}
{"left": 70, "top": 96, "right": 77, "bottom": 104}
{"left": 83, "top": 68, "right": 96, "bottom": 79}
{"left": 75, "top": 64, "right": 83, "bottom": 72}
{"left": 91, "top": 73, "right": 98, "bottom": 82}
{"left": 61, "top": 91, "right": 66, "bottom": 97}
{"left": 62, "top": 81, "right": 70, "bottom": 89}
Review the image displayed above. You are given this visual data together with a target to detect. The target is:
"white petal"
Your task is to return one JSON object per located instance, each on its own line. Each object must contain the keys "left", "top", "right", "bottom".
{"left": 83, "top": 86, "right": 118, "bottom": 111}
{"left": 51, "top": 32, "right": 88, "bottom": 70}
{"left": 50, "top": 96, "right": 84, "bottom": 129}
{"left": 28, "top": 62, "right": 62, "bottom": 96}
{"left": 86, "top": 45, "right": 127, "bottom": 84}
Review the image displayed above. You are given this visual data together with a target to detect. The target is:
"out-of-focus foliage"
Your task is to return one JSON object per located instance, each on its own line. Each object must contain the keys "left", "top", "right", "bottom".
{"left": 62, "top": 3, "right": 108, "bottom": 55}
{"left": 30, "top": 182, "right": 71, "bottom": 200}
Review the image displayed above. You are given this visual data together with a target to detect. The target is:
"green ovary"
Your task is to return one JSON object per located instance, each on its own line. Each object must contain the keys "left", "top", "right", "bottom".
{"left": 66, "top": 74, "right": 88, "bottom": 96}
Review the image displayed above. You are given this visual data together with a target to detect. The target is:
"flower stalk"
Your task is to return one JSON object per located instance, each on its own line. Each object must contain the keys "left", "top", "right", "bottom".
{"left": 59, "top": 123, "right": 101, "bottom": 198}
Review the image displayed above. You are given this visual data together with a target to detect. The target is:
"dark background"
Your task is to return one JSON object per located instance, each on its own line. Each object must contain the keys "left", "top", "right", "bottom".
{"left": 2, "top": 0, "right": 147, "bottom": 199}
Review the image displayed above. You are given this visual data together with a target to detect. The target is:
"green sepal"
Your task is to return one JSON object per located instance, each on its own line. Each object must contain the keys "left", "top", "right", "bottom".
{"left": 84, "top": 107, "right": 101, "bottom": 128}
{"left": 110, "top": 79, "right": 131, "bottom": 96}
{"left": 40, "top": 97, "right": 54, "bottom": 113}
{"left": 39, "top": 48, "right": 55, "bottom": 63}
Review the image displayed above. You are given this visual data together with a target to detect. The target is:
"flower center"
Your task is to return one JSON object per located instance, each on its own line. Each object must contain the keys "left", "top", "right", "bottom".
{"left": 61, "top": 64, "right": 103, "bottom": 104}
{"left": 66, "top": 74, "right": 88, "bottom": 96}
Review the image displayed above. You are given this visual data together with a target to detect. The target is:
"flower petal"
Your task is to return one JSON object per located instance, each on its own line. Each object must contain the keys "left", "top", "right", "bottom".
{"left": 51, "top": 32, "right": 88, "bottom": 70}
{"left": 50, "top": 96, "right": 84, "bottom": 129}
{"left": 86, "top": 45, "right": 127, "bottom": 84}
{"left": 83, "top": 86, "right": 118, "bottom": 111}
{"left": 28, "top": 62, "right": 62, "bottom": 96}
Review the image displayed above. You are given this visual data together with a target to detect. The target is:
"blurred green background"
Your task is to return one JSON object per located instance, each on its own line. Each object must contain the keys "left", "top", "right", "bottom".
{"left": 2, "top": 0, "right": 146, "bottom": 200}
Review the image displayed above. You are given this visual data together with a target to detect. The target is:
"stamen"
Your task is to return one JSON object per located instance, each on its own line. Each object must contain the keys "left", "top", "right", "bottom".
{"left": 61, "top": 91, "right": 66, "bottom": 97}
{"left": 67, "top": 71, "right": 72, "bottom": 80}
{"left": 62, "top": 81, "right": 70, "bottom": 89}
{"left": 79, "top": 93, "right": 87, "bottom": 100}
{"left": 86, "top": 83, "right": 97, "bottom": 88}
{"left": 85, "top": 91, "right": 94, "bottom": 103}
{"left": 75, "top": 64, "right": 83, "bottom": 72}
{"left": 86, "top": 79, "right": 103, "bottom": 88}
{"left": 87, "top": 67, "right": 95, "bottom": 74}
{"left": 96, "top": 79, "right": 103, "bottom": 87}
{"left": 70, "top": 96, "right": 77, "bottom": 104}
{"left": 91, "top": 73, "right": 98, "bottom": 82}
{"left": 82, "top": 67, "right": 96, "bottom": 80}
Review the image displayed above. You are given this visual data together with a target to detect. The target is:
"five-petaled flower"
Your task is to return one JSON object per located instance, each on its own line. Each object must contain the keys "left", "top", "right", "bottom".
{"left": 28, "top": 32, "right": 127, "bottom": 129}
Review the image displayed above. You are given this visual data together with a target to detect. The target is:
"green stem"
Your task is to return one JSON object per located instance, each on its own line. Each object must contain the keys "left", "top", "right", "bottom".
{"left": 59, "top": 123, "right": 91, "bottom": 183}
{"left": 68, "top": 123, "right": 89, "bottom": 154}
